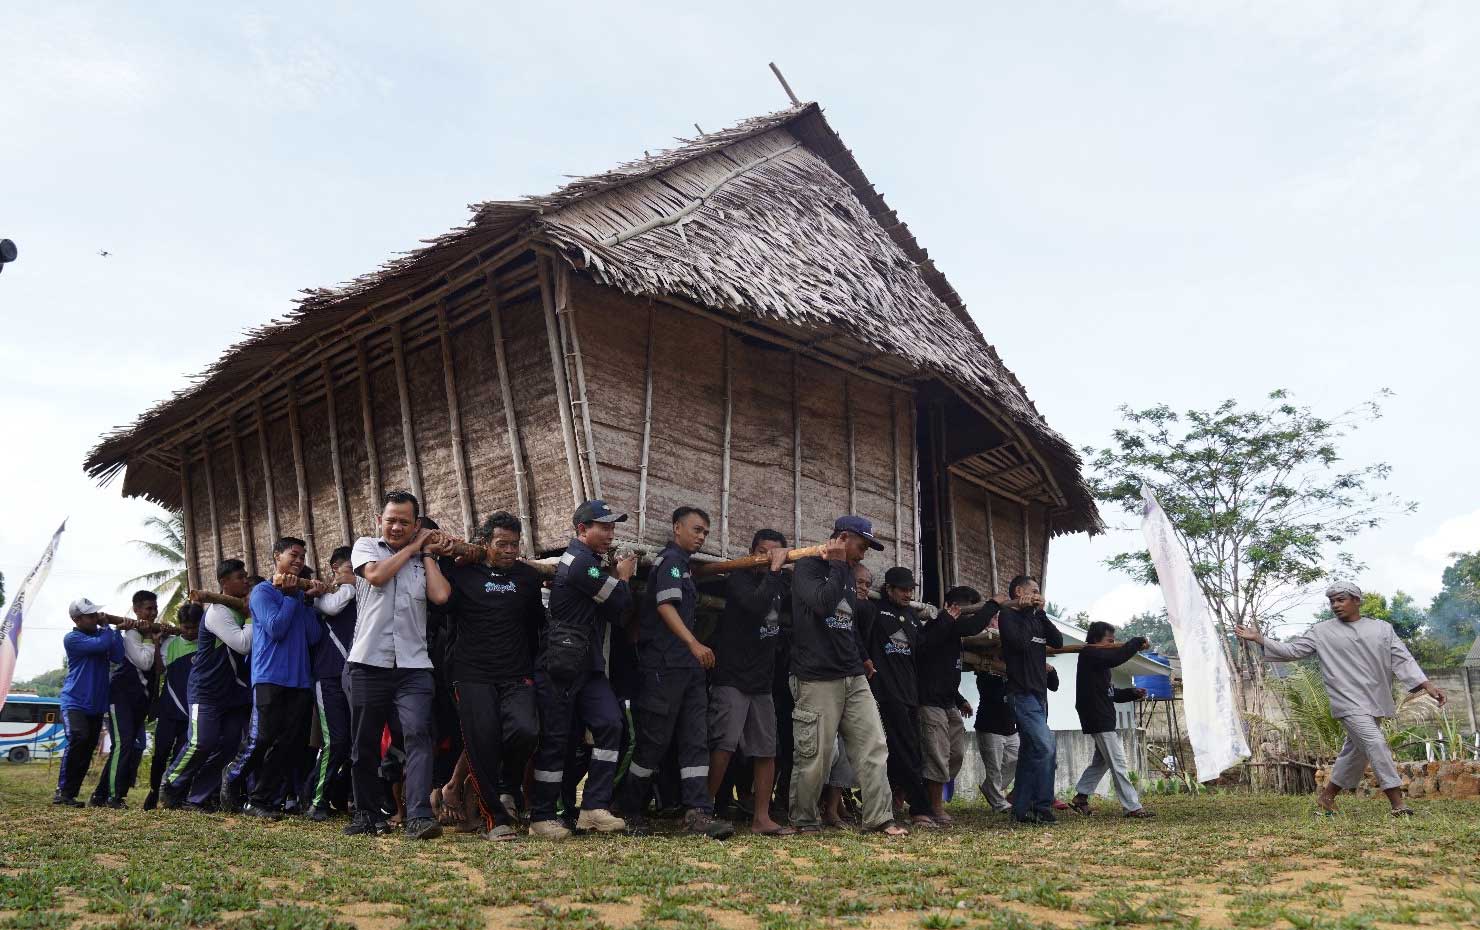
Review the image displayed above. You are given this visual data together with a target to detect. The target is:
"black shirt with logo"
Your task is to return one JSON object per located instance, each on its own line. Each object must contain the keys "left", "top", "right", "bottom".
{"left": 790, "top": 557, "right": 866, "bottom": 681}
{"left": 638, "top": 543, "right": 699, "bottom": 671}
{"left": 447, "top": 560, "right": 546, "bottom": 684}
{"left": 714, "top": 567, "right": 789, "bottom": 694}
{"left": 916, "top": 604, "right": 996, "bottom": 709}
{"left": 867, "top": 602, "right": 919, "bottom": 705}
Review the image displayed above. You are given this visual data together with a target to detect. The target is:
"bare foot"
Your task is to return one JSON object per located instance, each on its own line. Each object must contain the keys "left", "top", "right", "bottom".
{"left": 876, "top": 822, "right": 908, "bottom": 837}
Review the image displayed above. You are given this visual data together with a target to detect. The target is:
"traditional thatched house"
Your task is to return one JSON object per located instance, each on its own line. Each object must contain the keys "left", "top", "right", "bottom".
{"left": 85, "top": 102, "right": 1101, "bottom": 602}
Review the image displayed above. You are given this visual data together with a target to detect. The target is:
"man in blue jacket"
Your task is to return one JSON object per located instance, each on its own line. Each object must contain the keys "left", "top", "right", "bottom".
{"left": 222, "top": 536, "right": 324, "bottom": 818}
{"left": 55, "top": 598, "right": 128, "bottom": 806}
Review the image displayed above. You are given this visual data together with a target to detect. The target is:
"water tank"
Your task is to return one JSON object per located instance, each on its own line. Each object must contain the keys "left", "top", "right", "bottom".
{"left": 1133, "top": 652, "right": 1174, "bottom": 701}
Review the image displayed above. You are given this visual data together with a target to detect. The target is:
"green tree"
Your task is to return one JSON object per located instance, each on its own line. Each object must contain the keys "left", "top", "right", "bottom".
{"left": 1427, "top": 551, "right": 1480, "bottom": 648}
{"left": 1086, "top": 390, "right": 1413, "bottom": 709}
{"left": 11, "top": 667, "right": 66, "bottom": 698}
{"left": 1121, "top": 610, "right": 1177, "bottom": 656}
{"left": 117, "top": 512, "right": 189, "bottom": 624}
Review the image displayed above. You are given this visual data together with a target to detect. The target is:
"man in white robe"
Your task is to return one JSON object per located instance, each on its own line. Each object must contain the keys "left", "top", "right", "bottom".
{"left": 1235, "top": 581, "right": 1445, "bottom": 816}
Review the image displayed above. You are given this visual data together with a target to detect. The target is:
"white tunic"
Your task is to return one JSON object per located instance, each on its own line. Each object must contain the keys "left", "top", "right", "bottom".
{"left": 1261, "top": 615, "right": 1427, "bottom": 719}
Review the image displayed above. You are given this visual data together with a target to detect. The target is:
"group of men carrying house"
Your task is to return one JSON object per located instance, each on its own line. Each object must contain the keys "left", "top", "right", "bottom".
{"left": 52, "top": 487, "right": 1448, "bottom": 838}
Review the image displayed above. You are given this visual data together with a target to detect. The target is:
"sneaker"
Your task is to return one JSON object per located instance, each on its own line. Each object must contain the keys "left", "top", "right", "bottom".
{"left": 241, "top": 802, "right": 283, "bottom": 821}
{"left": 51, "top": 793, "right": 84, "bottom": 808}
{"left": 575, "top": 809, "right": 627, "bottom": 833}
{"left": 141, "top": 791, "right": 159, "bottom": 811}
{"left": 404, "top": 817, "right": 443, "bottom": 840}
{"left": 343, "top": 812, "right": 390, "bottom": 836}
{"left": 306, "top": 806, "right": 331, "bottom": 823}
{"left": 530, "top": 819, "right": 572, "bottom": 840}
{"left": 483, "top": 824, "right": 517, "bottom": 841}
{"left": 684, "top": 809, "right": 735, "bottom": 841}
{"left": 219, "top": 773, "right": 244, "bottom": 814}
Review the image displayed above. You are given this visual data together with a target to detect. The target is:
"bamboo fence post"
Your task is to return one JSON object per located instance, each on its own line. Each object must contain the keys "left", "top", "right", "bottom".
{"left": 891, "top": 392, "right": 902, "bottom": 566}
{"left": 228, "top": 422, "right": 255, "bottom": 573}
{"left": 255, "top": 399, "right": 279, "bottom": 543}
{"left": 356, "top": 342, "right": 382, "bottom": 512}
{"left": 845, "top": 376, "right": 856, "bottom": 515}
{"left": 719, "top": 329, "right": 733, "bottom": 558}
{"left": 199, "top": 432, "right": 223, "bottom": 566}
{"left": 792, "top": 353, "right": 802, "bottom": 545}
{"left": 555, "top": 265, "right": 602, "bottom": 499}
{"left": 321, "top": 360, "right": 353, "bottom": 547}
{"left": 179, "top": 455, "right": 201, "bottom": 591}
{"left": 636, "top": 305, "right": 657, "bottom": 545}
{"left": 985, "top": 488, "right": 999, "bottom": 595}
{"left": 486, "top": 274, "right": 534, "bottom": 557}
{"left": 288, "top": 398, "right": 318, "bottom": 571}
{"left": 537, "top": 256, "right": 584, "bottom": 507}
{"left": 390, "top": 323, "right": 423, "bottom": 503}
{"left": 436, "top": 300, "right": 476, "bottom": 536}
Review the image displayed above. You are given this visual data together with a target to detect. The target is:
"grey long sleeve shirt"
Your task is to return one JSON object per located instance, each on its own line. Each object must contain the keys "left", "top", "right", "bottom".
{"left": 1260, "top": 615, "right": 1427, "bottom": 719}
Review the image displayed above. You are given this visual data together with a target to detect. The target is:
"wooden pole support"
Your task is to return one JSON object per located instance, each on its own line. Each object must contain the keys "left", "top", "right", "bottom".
{"left": 538, "top": 256, "right": 584, "bottom": 507}
{"left": 255, "top": 399, "right": 279, "bottom": 544}
{"left": 636, "top": 304, "right": 657, "bottom": 545}
{"left": 228, "top": 420, "right": 255, "bottom": 573}
{"left": 178, "top": 455, "right": 201, "bottom": 591}
{"left": 436, "top": 300, "right": 476, "bottom": 536}
{"left": 356, "top": 341, "right": 382, "bottom": 513}
{"left": 720, "top": 329, "right": 733, "bottom": 559}
{"left": 390, "top": 323, "right": 423, "bottom": 504}
{"left": 321, "top": 360, "right": 353, "bottom": 547}
{"left": 288, "top": 398, "right": 317, "bottom": 571}
{"left": 487, "top": 274, "right": 534, "bottom": 557}
{"left": 199, "top": 432, "right": 223, "bottom": 567}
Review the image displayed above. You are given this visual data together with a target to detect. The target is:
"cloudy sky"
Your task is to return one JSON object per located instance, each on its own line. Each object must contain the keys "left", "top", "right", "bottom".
{"left": 3, "top": 1, "right": 1476, "bottom": 680}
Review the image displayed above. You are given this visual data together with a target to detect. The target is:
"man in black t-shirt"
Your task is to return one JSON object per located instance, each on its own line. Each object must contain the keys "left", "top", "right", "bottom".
{"left": 429, "top": 511, "right": 545, "bottom": 840}
{"left": 864, "top": 567, "right": 935, "bottom": 827}
{"left": 708, "top": 528, "right": 794, "bottom": 836}
{"left": 1070, "top": 622, "right": 1152, "bottom": 818}
{"left": 998, "top": 575, "right": 1062, "bottom": 824}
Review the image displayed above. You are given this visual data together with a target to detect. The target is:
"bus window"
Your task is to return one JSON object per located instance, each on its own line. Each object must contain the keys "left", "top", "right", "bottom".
{"left": 0, "top": 703, "right": 42, "bottom": 724}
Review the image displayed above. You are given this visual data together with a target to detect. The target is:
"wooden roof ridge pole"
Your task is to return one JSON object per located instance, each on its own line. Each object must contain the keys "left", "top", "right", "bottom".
{"left": 320, "top": 360, "right": 353, "bottom": 547}
{"left": 636, "top": 304, "right": 657, "bottom": 545}
{"left": 792, "top": 352, "right": 802, "bottom": 544}
{"left": 555, "top": 264, "right": 602, "bottom": 499}
{"left": 389, "top": 323, "right": 423, "bottom": 504}
{"left": 199, "top": 431, "right": 223, "bottom": 567}
{"left": 538, "top": 255, "right": 585, "bottom": 507}
{"left": 355, "top": 341, "right": 382, "bottom": 512}
{"left": 768, "top": 62, "right": 802, "bottom": 107}
{"left": 985, "top": 487, "right": 999, "bottom": 596}
{"left": 227, "top": 419, "right": 255, "bottom": 573}
{"left": 435, "top": 299, "right": 476, "bottom": 536}
{"left": 178, "top": 452, "right": 201, "bottom": 591}
{"left": 485, "top": 274, "right": 534, "bottom": 557}
{"left": 287, "top": 396, "right": 318, "bottom": 571}
{"left": 845, "top": 376, "right": 856, "bottom": 515}
{"left": 254, "top": 399, "right": 280, "bottom": 543}
{"left": 719, "top": 329, "right": 733, "bottom": 559}
{"left": 891, "top": 391, "right": 902, "bottom": 565}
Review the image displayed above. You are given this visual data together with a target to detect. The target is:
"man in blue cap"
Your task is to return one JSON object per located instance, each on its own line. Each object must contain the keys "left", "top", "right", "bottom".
{"left": 528, "top": 499, "right": 637, "bottom": 839}
{"left": 787, "top": 516, "right": 903, "bottom": 836}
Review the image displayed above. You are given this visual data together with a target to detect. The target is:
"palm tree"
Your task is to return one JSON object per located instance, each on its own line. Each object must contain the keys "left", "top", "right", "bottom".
{"left": 117, "top": 513, "right": 188, "bottom": 624}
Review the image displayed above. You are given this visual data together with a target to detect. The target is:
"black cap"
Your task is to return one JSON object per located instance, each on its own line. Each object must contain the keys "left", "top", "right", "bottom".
{"left": 883, "top": 567, "right": 916, "bottom": 589}
{"left": 573, "top": 499, "right": 628, "bottom": 527}
{"left": 832, "top": 515, "right": 885, "bottom": 551}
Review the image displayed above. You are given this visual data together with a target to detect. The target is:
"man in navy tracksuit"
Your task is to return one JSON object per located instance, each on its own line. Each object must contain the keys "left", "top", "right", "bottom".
{"left": 528, "top": 499, "right": 635, "bottom": 839}
{"left": 55, "top": 598, "right": 126, "bottom": 807}
{"left": 619, "top": 507, "right": 734, "bottom": 840}
{"left": 304, "top": 546, "right": 357, "bottom": 821}
{"left": 162, "top": 560, "right": 254, "bottom": 810}
{"left": 222, "top": 536, "right": 323, "bottom": 818}
{"left": 89, "top": 590, "right": 161, "bottom": 808}
{"left": 143, "top": 604, "right": 200, "bottom": 810}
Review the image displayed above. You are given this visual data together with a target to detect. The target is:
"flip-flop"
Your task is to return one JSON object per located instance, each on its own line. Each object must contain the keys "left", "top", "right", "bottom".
{"left": 753, "top": 825, "right": 797, "bottom": 837}
{"left": 1390, "top": 807, "right": 1416, "bottom": 818}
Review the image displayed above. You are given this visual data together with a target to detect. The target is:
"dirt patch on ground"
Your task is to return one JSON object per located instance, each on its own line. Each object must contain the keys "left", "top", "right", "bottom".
{"left": 336, "top": 901, "right": 402, "bottom": 930}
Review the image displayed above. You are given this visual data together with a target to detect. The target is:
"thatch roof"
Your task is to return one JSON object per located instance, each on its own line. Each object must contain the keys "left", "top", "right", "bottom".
{"left": 85, "top": 102, "right": 1102, "bottom": 534}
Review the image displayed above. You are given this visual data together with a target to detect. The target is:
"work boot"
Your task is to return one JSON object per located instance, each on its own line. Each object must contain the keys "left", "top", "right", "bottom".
{"left": 142, "top": 791, "right": 159, "bottom": 811}
{"left": 530, "top": 819, "right": 572, "bottom": 840}
{"left": 343, "top": 811, "right": 389, "bottom": 836}
{"left": 306, "top": 806, "right": 331, "bottom": 823}
{"left": 219, "top": 772, "right": 244, "bottom": 814}
{"left": 51, "top": 793, "right": 84, "bottom": 808}
{"left": 404, "top": 817, "right": 443, "bottom": 840}
{"left": 575, "top": 808, "right": 627, "bottom": 833}
{"left": 684, "top": 809, "right": 735, "bottom": 840}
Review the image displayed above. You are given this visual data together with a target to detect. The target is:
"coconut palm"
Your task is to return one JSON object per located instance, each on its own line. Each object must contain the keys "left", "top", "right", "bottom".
{"left": 117, "top": 513, "right": 188, "bottom": 624}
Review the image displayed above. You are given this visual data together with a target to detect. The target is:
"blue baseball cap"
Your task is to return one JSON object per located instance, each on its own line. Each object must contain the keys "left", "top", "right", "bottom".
{"left": 833, "top": 515, "right": 885, "bottom": 551}
{"left": 573, "top": 499, "right": 628, "bottom": 527}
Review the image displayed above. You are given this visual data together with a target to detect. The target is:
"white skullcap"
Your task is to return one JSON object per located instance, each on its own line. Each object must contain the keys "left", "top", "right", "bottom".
{"left": 1324, "top": 580, "right": 1362, "bottom": 600}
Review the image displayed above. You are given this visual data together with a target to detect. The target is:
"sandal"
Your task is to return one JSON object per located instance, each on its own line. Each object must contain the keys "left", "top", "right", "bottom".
{"left": 753, "top": 824, "right": 797, "bottom": 837}
{"left": 1390, "top": 807, "right": 1415, "bottom": 818}
{"left": 871, "top": 822, "right": 909, "bottom": 837}
{"left": 1069, "top": 797, "right": 1093, "bottom": 816}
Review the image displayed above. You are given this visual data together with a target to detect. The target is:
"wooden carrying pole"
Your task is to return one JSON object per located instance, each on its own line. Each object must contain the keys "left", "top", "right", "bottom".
{"left": 436, "top": 300, "right": 476, "bottom": 536}
{"left": 487, "top": 274, "right": 534, "bottom": 557}
{"left": 390, "top": 323, "right": 423, "bottom": 503}
{"left": 321, "top": 360, "right": 353, "bottom": 547}
{"left": 538, "top": 256, "right": 585, "bottom": 506}
{"left": 692, "top": 544, "right": 826, "bottom": 579}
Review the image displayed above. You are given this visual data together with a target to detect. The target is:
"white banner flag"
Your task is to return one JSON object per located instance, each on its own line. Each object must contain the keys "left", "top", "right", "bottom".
{"left": 1141, "top": 488, "right": 1249, "bottom": 781}
{"left": 1, "top": 521, "right": 68, "bottom": 709}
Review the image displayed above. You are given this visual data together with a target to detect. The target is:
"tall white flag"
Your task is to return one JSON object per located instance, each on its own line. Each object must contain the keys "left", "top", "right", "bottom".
{"left": 1141, "top": 488, "right": 1249, "bottom": 781}
{"left": 1, "top": 521, "right": 67, "bottom": 709}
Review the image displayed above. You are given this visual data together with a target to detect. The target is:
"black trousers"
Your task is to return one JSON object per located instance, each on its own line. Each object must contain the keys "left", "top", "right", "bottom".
{"left": 148, "top": 716, "right": 189, "bottom": 796}
{"left": 57, "top": 710, "right": 103, "bottom": 799}
{"left": 224, "top": 683, "right": 313, "bottom": 807}
{"left": 455, "top": 679, "right": 538, "bottom": 830}
{"left": 619, "top": 667, "right": 712, "bottom": 816}
{"left": 772, "top": 674, "right": 794, "bottom": 809}
{"left": 91, "top": 693, "right": 150, "bottom": 802}
{"left": 349, "top": 664, "right": 435, "bottom": 823}
{"left": 878, "top": 700, "right": 932, "bottom": 815}
{"left": 530, "top": 670, "right": 622, "bottom": 822}
{"left": 303, "top": 675, "right": 352, "bottom": 811}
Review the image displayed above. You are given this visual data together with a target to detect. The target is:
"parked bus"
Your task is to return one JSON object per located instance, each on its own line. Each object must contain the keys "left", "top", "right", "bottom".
{"left": 0, "top": 693, "right": 66, "bottom": 763}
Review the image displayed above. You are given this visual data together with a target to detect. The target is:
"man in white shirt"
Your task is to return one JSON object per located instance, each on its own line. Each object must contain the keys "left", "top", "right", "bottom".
{"left": 344, "top": 490, "right": 449, "bottom": 840}
{"left": 1237, "top": 580, "right": 1446, "bottom": 816}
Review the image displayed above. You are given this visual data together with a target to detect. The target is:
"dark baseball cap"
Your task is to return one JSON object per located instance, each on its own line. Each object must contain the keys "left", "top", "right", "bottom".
{"left": 573, "top": 499, "right": 628, "bottom": 527}
{"left": 833, "top": 515, "right": 885, "bottom": 551}
{"left": 883, "top": 567, "right": 916, "bottom": 589}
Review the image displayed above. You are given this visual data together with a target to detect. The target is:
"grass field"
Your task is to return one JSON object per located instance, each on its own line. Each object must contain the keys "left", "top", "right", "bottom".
{"left": 2, "top": 763, "right": 1478, "bottom": 930}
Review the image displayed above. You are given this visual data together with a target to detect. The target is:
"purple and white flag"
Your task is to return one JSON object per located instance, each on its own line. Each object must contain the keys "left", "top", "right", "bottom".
{"left": 0, "top": 521, "right": 67, "bottom": 709}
